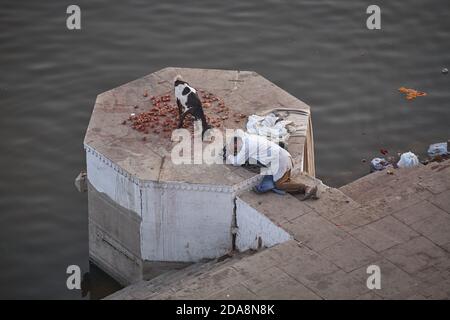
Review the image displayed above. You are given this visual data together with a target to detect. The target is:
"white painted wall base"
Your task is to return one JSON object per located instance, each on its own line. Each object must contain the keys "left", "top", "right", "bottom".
{"left": 85, "top": 146, "right": 261, "bottom": 265}
{"left": 235, "top": 197, "right": 292, "bottom": 251}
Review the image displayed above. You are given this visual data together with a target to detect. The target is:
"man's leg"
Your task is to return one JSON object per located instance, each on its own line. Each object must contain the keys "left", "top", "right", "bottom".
{"left": 274, "top": 170, "right": 306, "bottom": 194}
{"left": 275, "top": 170, "right": 318, "bottom": 199}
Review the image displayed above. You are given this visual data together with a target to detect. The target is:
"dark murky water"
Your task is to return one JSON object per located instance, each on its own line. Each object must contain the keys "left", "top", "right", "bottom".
{"left": 1, "top": 0, "right": 449, "bottom": 299}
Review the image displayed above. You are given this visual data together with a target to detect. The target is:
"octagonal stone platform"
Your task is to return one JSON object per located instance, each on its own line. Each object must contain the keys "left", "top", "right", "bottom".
{"left": 84, "top": 67, "right": 314, "bottom": 285}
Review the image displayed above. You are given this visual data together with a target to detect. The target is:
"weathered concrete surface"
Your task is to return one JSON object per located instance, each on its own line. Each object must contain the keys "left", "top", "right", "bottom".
{"left": 107, "top": 159, "right": 450, "bottom": 299}
{"left": 84, "top": 67, "right": 314, "bottom": 284}
{"left": 84, "top": 67, "right": 314, "bottom": 185}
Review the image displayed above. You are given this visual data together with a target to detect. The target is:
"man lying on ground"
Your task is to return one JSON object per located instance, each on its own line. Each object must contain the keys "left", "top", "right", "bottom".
{"left": 224, "top": 132, "right": 318, "bottom": 200}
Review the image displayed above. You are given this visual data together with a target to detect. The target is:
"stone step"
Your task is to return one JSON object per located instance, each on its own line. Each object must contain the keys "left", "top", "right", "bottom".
{"left": 238, "top": 179, "right": 360, "bottom": 227}
{"left": 108, "top": 184, "right": 380, "bottom": 299}
{"left": 338, "top": 164, "right": 430, "bottom": 203}
{"left": 336, "top": 161, "right": 450, "bottom": 233}
{"left": 293, "top": 186, "right": 361, "bottom": 221}
{"left": 236, "top": 186, "right": 363, "bottom": 251}
{"left": 106, "top": 251, "right": 251, "bottom": 299}
{"left": 106, "top": 262, "right": 212, "bottom": 299}
{"left": 148, "top": 260, "right": 224, "bottom": 288}
{"left": 107, "top": 159, "right": 450, "bottom": 300}
{"left": 339, "top": 163, "right": 443, "bottom": 216}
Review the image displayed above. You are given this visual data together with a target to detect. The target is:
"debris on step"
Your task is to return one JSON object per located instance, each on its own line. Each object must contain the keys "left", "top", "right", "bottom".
{"left": 370, "top": 157, "right": 390, "bottom": 172}
{"left": 397, "top": 151, "right": 420, "bottom": 168}
{"left": 427, "top": 142, "right": 448, "bottom": 158}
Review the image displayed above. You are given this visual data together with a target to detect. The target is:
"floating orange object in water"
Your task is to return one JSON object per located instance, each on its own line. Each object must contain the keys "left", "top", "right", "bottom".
{"left": 398, "top": 87, "right": 427, "bottom": 100}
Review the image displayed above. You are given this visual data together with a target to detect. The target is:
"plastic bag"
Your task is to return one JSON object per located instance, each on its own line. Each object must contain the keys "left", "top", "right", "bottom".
{"left": 427, "top": 142, "right": 448, "bottom": 157}
{"left": 370, "top": 158, "right": 389, "bottom": 171}
{"left": 246, "top": 113, "right": 291, "bottom": 143}
{"left": 397, "top": 152, "right": 419, "bottom": 168}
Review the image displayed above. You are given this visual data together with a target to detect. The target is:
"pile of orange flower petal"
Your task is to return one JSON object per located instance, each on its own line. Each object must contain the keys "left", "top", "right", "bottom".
{"left": 398, "top": 87, "right": 427, "bottom": 100}
{"left": 123, "top": 90, "right": 247, "bottom": 141}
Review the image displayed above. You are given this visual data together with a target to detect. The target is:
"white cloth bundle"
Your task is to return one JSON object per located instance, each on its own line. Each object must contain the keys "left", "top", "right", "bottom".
{"left": 246, "top": 113, "right": 295, "bottom": 143}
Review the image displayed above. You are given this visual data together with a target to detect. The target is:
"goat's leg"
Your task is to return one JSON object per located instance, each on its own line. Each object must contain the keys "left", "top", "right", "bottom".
{"left": 199, "top": 110, "right": 211, "bottom": 140}
{"left": 178, "top": 109, "right": 192, "bottom": 129}
{"left": 176, "top": 99, "right": 183, "bottom": 118}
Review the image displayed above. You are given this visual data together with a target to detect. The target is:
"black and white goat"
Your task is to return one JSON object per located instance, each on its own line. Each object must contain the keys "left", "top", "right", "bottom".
{"left": 174, "top": 76, "right": 211, "bottom": 138}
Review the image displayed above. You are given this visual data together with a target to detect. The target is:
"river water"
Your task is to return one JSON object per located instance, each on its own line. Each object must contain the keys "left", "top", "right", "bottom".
{"left": 1, "top": 0, "right": 449, "bottom": 299}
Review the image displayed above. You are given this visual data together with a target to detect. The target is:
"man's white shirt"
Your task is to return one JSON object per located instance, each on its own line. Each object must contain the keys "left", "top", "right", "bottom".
{"left": 227, "top": 133, "right": 293, "bottom": 181}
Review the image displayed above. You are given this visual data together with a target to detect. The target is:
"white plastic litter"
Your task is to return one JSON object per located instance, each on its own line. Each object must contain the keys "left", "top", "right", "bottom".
{"left": 427, "top": 142, "right": 448, "bottom": 157}
{"left": 370, "top": 158, "right": 389, "bottom": 171}
{"left": 397, "top": 152, "right": 420, "bottom": 168}
{"left": 246, "top": 113, "right": 294, "bottom": 143}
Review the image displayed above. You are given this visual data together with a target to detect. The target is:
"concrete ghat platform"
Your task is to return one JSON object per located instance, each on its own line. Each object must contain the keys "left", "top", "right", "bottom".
{"left": 108, "top": 159, "right": 450, "bottom": 299}
{"left": 84, "top": 67, "right": 314, "bottom": 284}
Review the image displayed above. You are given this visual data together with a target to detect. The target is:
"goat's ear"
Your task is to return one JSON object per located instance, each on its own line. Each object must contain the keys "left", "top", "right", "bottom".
{"left": 173, "top": 74, "right": 183, "bottom": 83}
